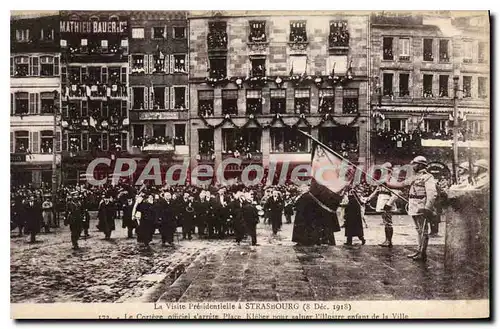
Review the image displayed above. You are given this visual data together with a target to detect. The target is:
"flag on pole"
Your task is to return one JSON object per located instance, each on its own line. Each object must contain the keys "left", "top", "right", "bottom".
{"left": 309, "top": 141, "right": 355, "bottom": 212}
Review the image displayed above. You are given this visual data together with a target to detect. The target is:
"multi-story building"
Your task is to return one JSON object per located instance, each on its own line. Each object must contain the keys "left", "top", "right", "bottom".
{"left": 128, "top": 11, "right": 189, "bottom": 181}
{"left": 59, "top": 11, "right": 130, "bottom": 184}
{"left": 370, "top": 13, "right": 490, "bottom": 166}
{"left": 10, "top": 13, "right": 62, "bottom": 187}
{"left": 189, "top": 12, "right": 370, "bottom": 182}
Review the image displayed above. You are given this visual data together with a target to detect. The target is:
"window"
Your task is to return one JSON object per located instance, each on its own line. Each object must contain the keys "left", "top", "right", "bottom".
{"left": 399, "top": 38, "right": 410, "bottom": 61}
{"left": 61, "top": 39, "right": 67, "bottom": 48}
{"left": 108, "top": 67, "right": 121, "bottom": 84}
{"left": 249, "top": 21, "right": 266, "bottom": 42}
{"left": 399, "top": 73, "right": 410, "bottom": 97}
{"left": 109, "top": 133, "right": 127, "bottom": 151}
{"left": 478, "top": 77, "right": 488, "bottom": 99}
{"left": 383, "top": 37, "right": 393, "bottom": 60}
{"left": 289, "top": 21, "right": 307, "bottom": 42}
{"left": 318, "top": 127, "right": 358, "bottom": 156}
{"left": 251, "top": 57, "right": 266, "bottom": 77}
{"left": 439, "top": 75, "right": 449, "bottom": 97}
{"left": 41, "top": 92, "right": 56, "bottom": 114}
{"left": 173, "top": 86, "right": 186, "bottom": 109}
{"left": 174, "top": 124, "right": 186, "bottom": 145}
{"left": 423, "top": 74, "right": 433, "bottom": 97}
{"left": 271, "top": 128, "right": 310, "bottom": 153}
{"left": 209, "top": 57, "right": 227, "bottom": 79}
{"left": 423, "top": 39, "right": 434, "bottom": 61}
{"left": 153, "top": 87, "right": 165, "bottom": 110}
{"left": 40, "top": 131, "right": 53, "bottom": 154}
{"left": 478, "top": 42, "right": 487, "bottom": 63}
{"left": 318, "top": 89, "right": 335, "bottom": 113}
{"left": 14, "top": 92, "right": 28, "bottom": 115}
{"left": 173, "top": 27, "right": 186, "bottom": 39}
{"left": 68, "top": 133, "right": 82, "bottom": 152}
{"left": 132, "top": 87, "right": 145, "bottom": 109}
{"left": 15, "top": 29, "right": 29, "bottom": 42}
{"left": 14, "top": 131, "right": 29, "bottom": 153}
{"left": 439, "top": 40, "right": 450, "bottom": 62}
{"left": 153, "top": 26, "right": 166, "bottom": 39}
{"left": 289, "top": 55, "right": 307, "bottom": 75}
{"left": 294, "top": 89, "right": 310, "bottom": 114}
{"left": 133, "top": 125, "right": 144, "bottom": 146}
{"left": 222, "top": 129, "right": 261, "bottom": 154}
{"left": 131, "top": 55, "right": 145, "bottom": 74}
{"left": 132, "top": 28, "right": 145, "bottom": 39}
{"left": 329, "top": 21, "right": 349, "bottom": 48}
{"left": 424, "top": 119, "right": 447, "bottom": 134}
{"left": 153, "top": 124, "right": 166, "bottom": 138}
{"left": 327, "top": 55, "right": 348, "bottom": 75}
{"left": 343, "top": 89, "right": 359, "bottom": 114}
{"left": 463, "top": 76, "right": 472, "bottom": 98}
{"left": 40, "top": 56, "right": 58, "bottom": 76}
{"left": 198, "top": 129, "right": 214, "bottom": 156}
{"left": 270, "top": 89, "right": 286, "bottom": 114}
{"left": 383, "top": 73, "right": 393, "bottom": 96}
{"left": 40, "top": 28, "right": 54, "bottom": 41}
{"left": 198, "top": 91, "right": 214, "bottom": 116}
{"left": 463, "top": 41, "right": 473, "bottom": 63}
{"left": 207, "top": 21, "right": 227, "bottom": 50}
{"left": 68, "top": 66, "right": 81, "bottom": 84}
{"left": 222, "top": 90, "right": 238, "bottom": 115}
{"left": 387, "top": 119, "right": 408, "bottom": 132}
{"left": 152, "top": 51, "right": 166, "bottom": 73}
{"left": 246, "top": 90, "right": 262, "bottom": 114}
{"left": 14, "top": 56, "right": 29, "bottom": 77}
{"left": 173, "top": 54, "right": 187, "bottom": 73}
{"left": 87, "top": 66, "right": 101, "bottom": 84}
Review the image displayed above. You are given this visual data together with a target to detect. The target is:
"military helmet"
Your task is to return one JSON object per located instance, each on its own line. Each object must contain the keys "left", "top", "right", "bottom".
{"left": 458, "top": 161, "right": 470, "bottom": 171}
{"left": 381, "top": 162, "right": 393, "bottom": 169}
{"left": 410, "top": 156, "right": 428, "bottom": 166}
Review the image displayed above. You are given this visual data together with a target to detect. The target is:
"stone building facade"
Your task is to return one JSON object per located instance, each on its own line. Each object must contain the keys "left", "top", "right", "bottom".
{"left": 10, "top": 13, "right": 62, "bottom": 187}
{"left": 370, "top": 13, "right": 489, "bottom": 166}
{"left": 188, "top": 12, "right": 370, "bottom": 182}
{"left": 127, "top": 11, "right": 189, "bottom": 181}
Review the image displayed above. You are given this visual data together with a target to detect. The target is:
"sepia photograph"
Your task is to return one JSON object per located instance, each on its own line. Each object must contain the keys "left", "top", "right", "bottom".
{"left": 8, "top": 9, "right": 490, "bottom": 319}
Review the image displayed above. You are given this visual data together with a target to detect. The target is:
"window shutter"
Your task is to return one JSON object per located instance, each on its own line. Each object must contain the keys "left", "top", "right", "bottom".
{"left": 128, "top": 55, "right": 132, "bottom": 72}
{"left": 10, "top": 57, "right": 13, "bottom": 76}
{"left": 61, "top": 66, "right": 67, "bottom": 84}
{"left": 82, "top": 132, "right": 88, "bottom": 151}
{"left": 163, "top": 54, "right": 169, "bottom": 73}
{"left": 151, "top": 27, "right": 154, "bottom": 39}
{"left": 121, "top": 67, "right": 127, "bottom": 84}
{"left": 101, "top": 67, "right": 108, "bottom": 84}
{"left": 102, "top": 133, "right": 109, "bottom": 151}
{"left": 129, "top": 87, "right": 133, "bottom": 106}
{"left": 164, "top": 87, "right": 169, "bottom": 110}
{"left": 169, "top": 54, "right": 174, "bottom": 74}
{"left": 185, "top": 54, "right": 189, "bottom": 73}
{"left": 164, "top": 25, "right": 167, "bottom": 39}
{"left": 35, "top": 93, "right": 40, "bottom": 114}
{"left": 149, "top": 54, "right": 154, "bottom": 75}
{"left": 170, "top": 87, "right": 175, "bottom": 109}
{"left": 54, "top": 56, "right": 60, "bottom": 76}
{"left": 11, "top": 93, "right": 14, "bottom": 115}
{"left": 31, "top": 56, "right": 39, "bottom": 76}
{"left": 55, "top": 131, "right": 61, "bottom": 152}
{"left": 31, "top": 131, "right": 39, "bottom": 153}
{"left": 29, "top": 93, "right": 35, "bottom": 114}
{"left": 185, "top": 86, "right": 189, "bottom": 109}
{"left": 81, "top": 100, "right": 88, "bottom": 117}
{"left": 10, "top": 132, "right": 14, "bottom": 153}
{"left": 62, "top": 132, "right": 68, "bottom": 151}
{"left": 143, "top": 87, "right": 149, "bottom": 110}
{"left": 149, "top": 87, "right": 154, "bottom": 109}
{"left": 29, "top": 57, "right": 33, "bottom": 76}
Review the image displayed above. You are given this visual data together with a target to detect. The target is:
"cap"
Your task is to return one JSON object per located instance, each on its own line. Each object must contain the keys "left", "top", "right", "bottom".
{"left": 410, "top": 156, "right": 428, "bottom": 166}
{"left": 473, "top": 159, "right": 489, "bottom": 170}
{"left": 381, "top": 162, "right": 393, "bottom": 169}
{"left": 458, "top": 162, "right": 470, "bottom": 171}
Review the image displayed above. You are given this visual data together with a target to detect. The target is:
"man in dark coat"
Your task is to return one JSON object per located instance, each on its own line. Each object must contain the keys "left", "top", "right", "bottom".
{"left": 97, "top": 195, "right": 116, "bottom": 240}
{"left": 231, "top": 192, "right": 246, "bottom": 244}
{"left": 122, "top": 196, "right": 136, "bottom": 238}
{"left": 23, "top": 196, "right": 43, "bottom": 243}
{"left": 242, "top": 193, "right": 259, "bottom": 246}
{"left": 265, "top": 190, "right": 284, "bottom": 235}
{"left": 182, "top": 195, "right": 195, "bottom": 240}
{"left": 283, "top": 192, "right": 294, "bottom": 224}
{"left": 214, "top": 188, "right": 229, "bottom": 238}
{"left": 194, "top": 191, "right": 209, "bottom": 238}
{"left": 65, "top": 195, "right": 84, "bottom": 249}
{"left": 206, "top": 192, "right": 217, "bottom": 239}
{"left": 343, "top": 190, "right": 366, "bottom": 246}
{"left": 136, "top": 194, "right": 155, "bottom": 247}
{"left": 159, "top": 192, "right": 176, "bottom": 246}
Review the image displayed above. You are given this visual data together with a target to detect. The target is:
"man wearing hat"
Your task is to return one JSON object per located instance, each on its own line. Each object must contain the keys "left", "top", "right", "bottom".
{"left": 404, "top": 156, "right": 437, "bottom": 261}
{"left": 242, "top": 192, "right": 259, "bottom": 246}
{"left": 122, "top": 195, "right": 136, "bottom": 238}
{"left": 265, "top": 190, "right": 284, "bottom": 235}
{"left": 472, "top": 159, "right": 489, "bottom": 189}
{"left": 65, "top": 194, "right": 84, "bottom": 249}
{"left": 23, "top": 195, "right": 43, "bottom": 243}
{"left": 41, "top": 195, "right": 54, "bottom": 233}
{"left": 159, "top": 192, "right": 176, "bottom": 246}
{"left": 97, "top": 194, "right": 116, "bottom": 240}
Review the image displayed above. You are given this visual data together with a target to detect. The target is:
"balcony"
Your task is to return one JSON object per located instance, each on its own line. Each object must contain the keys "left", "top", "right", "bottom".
{"left": 207, "top": 32, "right": 228, "bottom": 52}
{"left": 328, "top": 32, "right": 349, "bottom": 55}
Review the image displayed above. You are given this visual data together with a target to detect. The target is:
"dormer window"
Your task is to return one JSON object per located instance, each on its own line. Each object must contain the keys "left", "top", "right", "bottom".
{"left": 290, "top": 21, "right": 307, "bottom": 43}
{"left": 249, "top": 21, "right": 266, "bottom": 42}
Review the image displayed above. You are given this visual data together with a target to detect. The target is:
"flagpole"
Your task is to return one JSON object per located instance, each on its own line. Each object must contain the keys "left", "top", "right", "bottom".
{"left": 297, "top": 129, "right": 409, "bottom": 203}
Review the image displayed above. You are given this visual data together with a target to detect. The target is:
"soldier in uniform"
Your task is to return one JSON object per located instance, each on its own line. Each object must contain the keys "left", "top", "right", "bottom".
{"left": 393, "top": 156, "right": 437, "bottom": 261}
{"left": 65, "top": 194, "right": 84, "bottom": 249}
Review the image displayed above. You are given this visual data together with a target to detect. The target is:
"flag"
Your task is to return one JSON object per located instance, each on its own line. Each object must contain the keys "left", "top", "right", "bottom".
{"left": 309, "top": 141, "right": 355, "bottom": 212}
{"left": 289, "top": 62, "right": 294, "bottom": 76}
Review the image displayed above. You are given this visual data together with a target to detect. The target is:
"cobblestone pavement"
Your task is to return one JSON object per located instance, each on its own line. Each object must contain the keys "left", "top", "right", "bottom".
{"left": 11, "top": 214, "right": 487, "bottom": 303}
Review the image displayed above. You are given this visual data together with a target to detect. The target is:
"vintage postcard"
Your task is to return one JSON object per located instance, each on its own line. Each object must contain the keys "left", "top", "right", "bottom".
{"left": 10, "top": 10, "right": 490, "bottom": 320}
